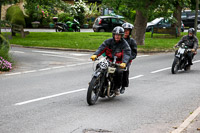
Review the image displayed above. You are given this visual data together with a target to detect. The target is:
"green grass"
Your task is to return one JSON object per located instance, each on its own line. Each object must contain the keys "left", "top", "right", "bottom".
{"left": 9, "top": 32, "right": 200, "bottom": 52}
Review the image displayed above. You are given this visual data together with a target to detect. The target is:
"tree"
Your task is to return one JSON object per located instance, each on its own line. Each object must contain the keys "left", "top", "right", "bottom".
{"left": 0, "top": 0, "right": 20, "bottom": 34}
{"left": 194, "top": 0, "right": 199, "bottom": 35}
{"left": 103, "top": 0, "right": 167, "bottom": 45}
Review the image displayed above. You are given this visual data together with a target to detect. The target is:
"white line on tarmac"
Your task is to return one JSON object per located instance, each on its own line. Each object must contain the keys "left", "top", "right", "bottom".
{"left": 171, "top": 106, "right": 200, "bottom": 133}
{"left": 151, "top": 67, "right": 171, "bottom": 74}
{"left": 193, "top": 59, "right": 200, "bottom": 63}
{"left": 42, "top": 54, "right": 84, "bottom": 61}
{"left": 5, "top": 72, "right": 22, "bottom": 76}
{"left": 32, "top": 50, "right": 60, "bottom": 54}
{"left": 14, "top": 88, "right": 87, "bottom": 106}
{"left": 22, "top": 70, "right": 37, "bottom": 74}
{"left": 129, "top": 75, "right": 144, "bottom": 80}
{"left": 137, "top": 55, "right": 150, "bottom": 58}
{"left": 10, "top": 51, "right": 25, "bottom": 54}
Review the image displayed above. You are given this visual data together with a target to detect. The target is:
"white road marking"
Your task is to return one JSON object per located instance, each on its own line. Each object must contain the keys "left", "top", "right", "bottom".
{"left": 137, "top": 55, "right": 150, "bottom": 58}
{"left": 171, "top": 106, "right": 200, "bottom": 133}
{"left": 193, "top": 59, "right": 200, "bottom": 63}
{"left": 5, "top": 72, "right": 22, "bottom": 76}
{"left": 38, "top": 68, "right": 52, "bottom": 71}
{"left": 5, "top": 62, "right": 92, "bottom": 76}
{"left": 10, "top": 51, "right": 25, "bottom": 54}
{"left": 42, "top": 54, "right": 84, "bottom": 61}
{"left": 129, "top": 75, "right": 144, "bottom": 80}
{"left": 32, "top": 50, "right": 60, "bottom": 54}
{"left": 52, "top": 66, "right": 65, "bottom": 69}
{"left": 69, "top": 53, "right": 90, "bottom": 56}
{"left": 22, "top": 70, "right": 37, "bottom": 74}
{"left": 151, "top": 67, "right": 171, "bottom": 74}
{"left": 14, "top": 88, "right": 87, "bottom": 106}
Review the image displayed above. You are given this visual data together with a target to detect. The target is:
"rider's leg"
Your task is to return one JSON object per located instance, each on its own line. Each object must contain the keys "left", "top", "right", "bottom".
{"left": 187, "top": 52, "right": 194, "bottom": 65}
{"left": 114, "top": 68, "right": 123, "bottom": 95}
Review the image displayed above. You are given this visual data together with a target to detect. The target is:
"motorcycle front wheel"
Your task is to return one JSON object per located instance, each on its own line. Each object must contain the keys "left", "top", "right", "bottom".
{"left": 87, "top": 77, "right": 101, "bottom": 105}
{"left": 171, "top": 57, "right": 179, "bottom": 74}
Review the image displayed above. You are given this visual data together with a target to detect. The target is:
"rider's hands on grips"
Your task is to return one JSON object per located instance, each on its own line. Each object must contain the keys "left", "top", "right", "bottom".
{"left": 90, "top": 55, "right": 97, "bottom": 61}
{"left": 191, "top": 49, "right": 196, "bottom": 52}
{"left": 120, "top": 63, "right": 126, "bottom": 69}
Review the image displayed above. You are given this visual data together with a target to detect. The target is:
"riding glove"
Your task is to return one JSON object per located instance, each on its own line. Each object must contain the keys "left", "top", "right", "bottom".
{"left": 91, "top": 55, "right": 97, "bottom": 61}
{"left": 120, "top": 63, "right": 126, "bottom": 69}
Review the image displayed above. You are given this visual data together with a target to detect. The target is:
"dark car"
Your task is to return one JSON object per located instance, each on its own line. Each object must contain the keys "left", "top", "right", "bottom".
{"left": 146, "top": 17, "right": 184, "bottom": 32}
{"left": 93, "top": 16, "right": 125, "bottom": 32}
{"left": 181, "top": 10, "right": 200, "bottom": 29}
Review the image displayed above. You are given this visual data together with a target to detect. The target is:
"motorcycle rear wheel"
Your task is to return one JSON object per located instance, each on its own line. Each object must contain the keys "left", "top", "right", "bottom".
{"left": 87, "top": 77, "right": 101, "bottom": 105}
{"left": 171, "top": 57, "right": 179, "bottom": 74}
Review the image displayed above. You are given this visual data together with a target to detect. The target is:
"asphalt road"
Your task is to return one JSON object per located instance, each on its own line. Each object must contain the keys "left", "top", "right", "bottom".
{"left": 0, "top": 46, "right": 200, "bottom": 133}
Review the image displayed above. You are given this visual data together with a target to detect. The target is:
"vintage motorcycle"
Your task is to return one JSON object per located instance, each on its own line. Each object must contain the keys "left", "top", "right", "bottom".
{"left": 87, "top": 56, "right": 125, "bottom": 105}
{"left": 171, "top": 43, "right": 192, "bottom": 74}
{"left": 53, "top": 17, "right": 80, "bottom": 32}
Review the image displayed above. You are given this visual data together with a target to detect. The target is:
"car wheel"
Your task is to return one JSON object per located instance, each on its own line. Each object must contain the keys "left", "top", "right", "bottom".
{"left": 197, "top": 24, "right": 200, "bottom": 30}
{"left": 99, "top": 29, "right": 105, "bottom": 32}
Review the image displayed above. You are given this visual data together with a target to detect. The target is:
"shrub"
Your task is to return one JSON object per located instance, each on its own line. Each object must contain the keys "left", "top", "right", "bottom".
{"left": 58, "top": 13, "right": 74, "bottom": 23}
{"left": 6, "top": 5, "right": 26, "bottom": 27}
{"left": 0, "top": 57, "right": 12, "bottom": 71}
{"left": 0, "top": 34, "right": 12, "bottom": 71}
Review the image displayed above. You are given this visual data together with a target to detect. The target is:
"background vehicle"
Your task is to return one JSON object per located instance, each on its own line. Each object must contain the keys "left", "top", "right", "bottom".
{"left": 53, "top": 17, "right": 80, "bottom": 32}
{"left": 93, "top": 16, "right": 125, "bottom": 32}
{"left": 171, "top": 43, "right": 192, "bottom": 74}
{"left": 181, "top": 10, "right": 200, "bottom": 29}
{"left": 146, "top": 17, "right": 184, "bottom": 32}
{"left": 87, "top": 56, "right": 124, "bottom": 105}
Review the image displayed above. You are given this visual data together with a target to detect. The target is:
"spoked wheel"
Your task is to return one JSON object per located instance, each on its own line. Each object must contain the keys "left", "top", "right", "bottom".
{"left": 87, "top": 77, "right": 101, "bottom": 105}
{"left": 55, "top": 27, "right": 62, "bottom": 32}
{"left": 171, "top": 57, "right": 179, "bottom": 74}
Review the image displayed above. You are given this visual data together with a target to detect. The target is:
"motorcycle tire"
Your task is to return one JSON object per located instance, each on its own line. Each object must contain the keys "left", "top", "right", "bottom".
{"left": 55, "top": 27, "right": 62, "bottom": 32}
{"left": 87, "top": 77, "right": 101, "bottom": 105}
{"left": 171, "top": 57, "right": 179, "bottom": 74}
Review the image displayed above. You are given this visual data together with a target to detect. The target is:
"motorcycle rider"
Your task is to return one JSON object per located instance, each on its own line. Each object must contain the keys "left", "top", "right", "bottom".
{"left": 175, "top": 28, "right": 199, "bottom": 65}
{"left": 90, "top": 26, "right": 131, "bottom": 95}
{"left": 121, "top": 22, "right": 137, "bottom": 94}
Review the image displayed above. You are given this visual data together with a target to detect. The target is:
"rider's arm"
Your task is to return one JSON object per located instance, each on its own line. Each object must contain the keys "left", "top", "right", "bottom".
{"left": 93, "top": 39, "right": 110, "bottom": 56}
{"left": 130, "top": 39, "right": 137, "bottom": 60}
{"left": 122, "top": 40, "right": 131, "bottom": 64}
{"left": 176, "top": 36, "right": 185, "bottom": 47}
{"left": 193, "top": 36, "right": 199, "bottom": 51}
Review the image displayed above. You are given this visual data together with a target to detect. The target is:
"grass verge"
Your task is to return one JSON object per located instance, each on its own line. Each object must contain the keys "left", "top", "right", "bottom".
{"left": 8, "top": 32, "right": 200, "bottom": 52}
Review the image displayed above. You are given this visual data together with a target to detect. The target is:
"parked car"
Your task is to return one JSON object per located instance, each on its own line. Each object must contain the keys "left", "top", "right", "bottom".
{"left": 93, "top": 16, "right": 125, "bottom": 32}
{"left": 146, "top": 17, "right": 184, "bottom": 32}
{"left": 181, "top": 10, "right": 200, "bottom": 29}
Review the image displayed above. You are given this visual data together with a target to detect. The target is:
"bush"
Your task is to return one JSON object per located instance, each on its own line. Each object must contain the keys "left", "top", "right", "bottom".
{"left": 6, "top": 5, "right": 26, "bottom": 27}
{"left": 0, "top": 34, "right": 12, "bottom": 71}
{"left": 58, "top": 13, "right": 74, "bottom": 23}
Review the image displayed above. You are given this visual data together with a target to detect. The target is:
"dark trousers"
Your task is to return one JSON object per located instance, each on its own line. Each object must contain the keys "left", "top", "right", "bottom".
{"left": 187, "top": 51, "right": 194, "bottom": 64}
{"left": 122, "top": 63, "right": 131, "bottom": 88}
{"left": 114, "top": 68, "right": 124, "bottom": 89}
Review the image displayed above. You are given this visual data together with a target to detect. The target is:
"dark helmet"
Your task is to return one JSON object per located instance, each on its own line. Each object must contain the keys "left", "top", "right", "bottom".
{"left": 188, "top": 28, "right": 195, "bottom": 38}
{"left": 122, "top": 23, "right": 133, "bottom": 35}
{"left": 112, "top": 26, "right": 124, "bottom": 37}
{"left": 188, "top": 28, "right": 195, "bottom": 34}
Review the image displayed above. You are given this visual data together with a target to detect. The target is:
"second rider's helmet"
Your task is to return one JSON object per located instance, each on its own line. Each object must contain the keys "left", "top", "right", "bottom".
{"left": 122, "top": 23, "right": 133, "bottom": 35}
{"left": 188, "top": 28, "right": 195, "bottom": 39}
{"left": 112, "top": 26, "right": 124, "bottom": 38}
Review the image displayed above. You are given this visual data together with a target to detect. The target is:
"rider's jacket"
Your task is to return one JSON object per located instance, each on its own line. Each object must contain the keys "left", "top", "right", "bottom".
{"left": 94, "top": 38, "right": 131, "bottom": 64}
{"left": 178, "top": 35, "right": 199, "bottom": 50}
{"left": 124, "top": 37, "right": 137, "bottom": 61}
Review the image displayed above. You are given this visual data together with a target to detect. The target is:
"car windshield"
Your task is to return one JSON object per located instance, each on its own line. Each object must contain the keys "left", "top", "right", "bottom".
{"left": 150, "top": 18, "right": 162, "bottom": 24}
